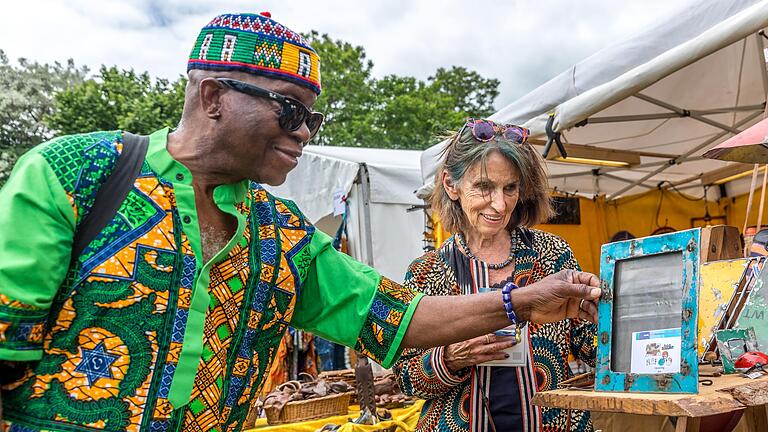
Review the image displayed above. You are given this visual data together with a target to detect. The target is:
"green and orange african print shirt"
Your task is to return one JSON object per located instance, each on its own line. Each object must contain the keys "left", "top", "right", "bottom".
{"left": 0, "top": 129, "right": 423, "bottom": 432}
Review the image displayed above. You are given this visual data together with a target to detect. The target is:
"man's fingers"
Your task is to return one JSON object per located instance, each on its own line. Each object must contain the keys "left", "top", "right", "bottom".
{"left": 580, "top": 300, "right": 598, "bottom": 316}
{"left": 573, "top": 271, "right": 600, "bottom": 288}
{"left": 579, "top": 300, "right": 599, "bottom": 324}
{"left": 578, "top": 307, "right": 598, "bottom": 324}
{"left": 562, "top": 282, "right": 601, "bottom": 300}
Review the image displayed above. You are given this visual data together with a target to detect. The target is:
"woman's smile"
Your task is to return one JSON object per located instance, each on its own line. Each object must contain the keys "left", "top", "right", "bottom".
{"left": 480, "top": 213, "right": 504, "bottom": 224}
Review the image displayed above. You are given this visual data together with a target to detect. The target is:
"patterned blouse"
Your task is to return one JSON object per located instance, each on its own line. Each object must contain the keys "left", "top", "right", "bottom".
{"left": 393, "top": 228, "right": 596, "bottom": 432}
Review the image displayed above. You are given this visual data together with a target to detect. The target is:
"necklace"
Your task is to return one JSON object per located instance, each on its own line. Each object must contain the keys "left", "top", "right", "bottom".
{"left": 456, "top": 230, "right": 516, "bottom": 269}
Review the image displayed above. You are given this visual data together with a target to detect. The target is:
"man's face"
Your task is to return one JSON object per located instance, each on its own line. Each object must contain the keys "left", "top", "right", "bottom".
{"left": 216, "top": 73, "right": 318, "bottom": 185}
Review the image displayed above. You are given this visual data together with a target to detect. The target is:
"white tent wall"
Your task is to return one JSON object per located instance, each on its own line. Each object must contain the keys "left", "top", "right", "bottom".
{"left": 268, "top": 151, "right": 360, "bottom": 224}
{"left": 345, "top": 180, "right": 425, "bottom": 281}
{"left": 268, "top": 146, "right": 425, "bottom": 283}
{"left": 367, "top": 204, "right": 423, "bottom": 280}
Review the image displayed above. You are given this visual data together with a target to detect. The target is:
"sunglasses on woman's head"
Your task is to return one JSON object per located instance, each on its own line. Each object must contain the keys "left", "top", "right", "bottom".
{"left": 216, "top": 78, "right": 324, "bottom": 146}
{"left": 461, "top": 118, "right": 529, "bottom": 145}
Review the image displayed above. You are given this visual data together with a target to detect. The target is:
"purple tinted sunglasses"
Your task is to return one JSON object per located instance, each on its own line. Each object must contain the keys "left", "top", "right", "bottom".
{"left": 460, "top": 118, "right": 530, "bottom": 144}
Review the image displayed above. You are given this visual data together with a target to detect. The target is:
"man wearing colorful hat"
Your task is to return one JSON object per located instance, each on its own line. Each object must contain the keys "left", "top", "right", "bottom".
{"left": 0, "top": 13, "right": 600, "bottom": 431}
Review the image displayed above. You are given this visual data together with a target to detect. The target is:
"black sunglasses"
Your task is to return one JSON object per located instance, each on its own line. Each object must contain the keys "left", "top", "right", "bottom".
{"left": 216, "top": 78, "right": 324, "bottom": 145}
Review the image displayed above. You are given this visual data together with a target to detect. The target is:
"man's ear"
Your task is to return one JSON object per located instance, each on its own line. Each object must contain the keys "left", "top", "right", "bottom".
{"left": 199, "top": 78, "right": 224, "bottom": 119}
{"left": 442, "top": 170, "right": 460, "bottom": 201}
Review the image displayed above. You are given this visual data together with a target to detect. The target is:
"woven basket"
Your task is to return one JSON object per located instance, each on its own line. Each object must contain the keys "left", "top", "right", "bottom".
{"left": 264, "top": 392, "right": 352, "bottom": 425}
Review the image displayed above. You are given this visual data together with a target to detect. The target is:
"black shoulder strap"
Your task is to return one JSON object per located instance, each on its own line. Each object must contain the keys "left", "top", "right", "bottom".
{"left": 71, "top": 132, "right": 149, "bottom": 258}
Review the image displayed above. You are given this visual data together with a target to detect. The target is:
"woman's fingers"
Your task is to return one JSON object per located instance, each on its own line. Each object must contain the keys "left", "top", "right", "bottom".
{"left": 486, "top": 333, "right": 514, "bottom": 343}
{"left": 471, "top": 334, "right": 516, "bottom": 352}
{"left": 467, "top": 334, "right": 491, "bottom": 347}
{"left": 479, "top": 352, "right": 510, "bottom": 362}
{"left": 460, "top": 351, "right": 509, "bottom": 368}
{"left": 483, "top": 339, "right": 516, "bottom": 353}
{"left": 450, "top": 333, "right": 520, "bottom": 368}
{"left": 485, "top": 333, "right": 517, "bottom": 345}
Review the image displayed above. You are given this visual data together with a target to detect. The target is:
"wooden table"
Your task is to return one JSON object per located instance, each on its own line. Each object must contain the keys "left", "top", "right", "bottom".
{"left": 532, "top": 367, "right": 768, "bottom": 432}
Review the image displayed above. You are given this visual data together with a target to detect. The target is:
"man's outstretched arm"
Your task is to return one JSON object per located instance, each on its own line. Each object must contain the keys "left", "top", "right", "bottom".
{"left": 401, "top": 269, "right": 600, "bottom": 349}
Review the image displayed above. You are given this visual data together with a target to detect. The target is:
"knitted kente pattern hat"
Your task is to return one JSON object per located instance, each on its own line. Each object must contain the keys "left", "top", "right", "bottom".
{"left": 187, "top": 12, "right": 321, "bottom": 94}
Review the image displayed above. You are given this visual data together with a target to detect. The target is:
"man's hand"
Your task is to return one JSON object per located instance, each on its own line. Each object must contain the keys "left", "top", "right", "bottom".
{"left": 513, "top": 269, "right": 601, "bottom": 324}
{"left": 443, "top": 333, "right": 517, "bottom": 372}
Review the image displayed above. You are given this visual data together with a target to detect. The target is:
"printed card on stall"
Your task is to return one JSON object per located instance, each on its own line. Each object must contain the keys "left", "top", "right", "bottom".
{"left": 630, "top": 328, "right": 682, "bottom": 374}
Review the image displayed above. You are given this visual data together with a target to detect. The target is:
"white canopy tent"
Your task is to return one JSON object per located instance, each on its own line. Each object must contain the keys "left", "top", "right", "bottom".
{"left": 267, "top": 146, "right": 425, "bottom": 282}
{"left": 419, "top": 0, "right": 768, "bottom": 201}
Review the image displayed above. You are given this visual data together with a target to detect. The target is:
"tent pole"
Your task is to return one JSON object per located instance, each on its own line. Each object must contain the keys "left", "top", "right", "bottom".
{"left": 743, "top": 164, "right": 761, "bottom": 234}
{"left": 598, "top": 156, "right": 702, "bottom": 175}
{"left": 548, "top": 156, "right": 704, "bottom": 180}
{"left": 357, "top": 163, "right": 375, "bottom": 267}
{"left": 600, "top": 173, "right": 654, "bottom": 189}
{"left": 606, "top": 111, "right": 763, "bottom": 200}
{"left": 757, "top": 165, "right": 768, "bottom": 232}
{"left": 582, "top": 104, "right": 765, "bottom": 125}
{"left": 634, "top": 93, "right": 744, "bottom": 135}
{"left": 551, "top": 159, "right": 755, "bottom": 196}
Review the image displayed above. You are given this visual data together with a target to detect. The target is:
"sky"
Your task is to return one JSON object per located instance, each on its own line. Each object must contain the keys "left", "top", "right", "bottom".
{"left": 1, "top": 0, "right": 691, "bottom": 109}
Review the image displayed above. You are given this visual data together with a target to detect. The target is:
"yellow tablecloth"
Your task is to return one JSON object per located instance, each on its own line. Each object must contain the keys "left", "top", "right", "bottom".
{"left": 247, "top": 400, "right": 425, "bottom": 432}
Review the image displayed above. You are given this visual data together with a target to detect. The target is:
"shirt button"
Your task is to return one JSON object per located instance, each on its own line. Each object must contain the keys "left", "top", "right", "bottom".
{"left": 182, "top": 215, "right": 191, "bottom": 224}
{"left": 175, "top": 173, "right": 185, "bottom": 181}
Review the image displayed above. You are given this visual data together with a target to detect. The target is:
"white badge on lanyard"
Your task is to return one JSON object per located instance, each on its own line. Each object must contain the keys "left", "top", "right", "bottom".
{"left": 479, "top": 323, "right": 528, "bottom": 367}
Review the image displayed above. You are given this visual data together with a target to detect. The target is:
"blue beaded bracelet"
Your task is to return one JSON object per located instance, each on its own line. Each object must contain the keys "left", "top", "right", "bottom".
{"left": 501, "top": 281, "right": 519, "bottom": 324}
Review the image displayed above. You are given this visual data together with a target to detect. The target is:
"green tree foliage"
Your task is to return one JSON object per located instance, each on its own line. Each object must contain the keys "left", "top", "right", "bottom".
{"left": 306, "top": 33, "right": 500, "bottom": 149}
{"left": 46, "top": 66, "right": 186, "bottom": 136}
{"left": 0, "top": 50, "right": 87, "bottom": 182}
{"left": 306, "top": 31, "right": 377, "bottom": 147}
{"left": 429, "top": 66, "right": 499, "bottom": 116}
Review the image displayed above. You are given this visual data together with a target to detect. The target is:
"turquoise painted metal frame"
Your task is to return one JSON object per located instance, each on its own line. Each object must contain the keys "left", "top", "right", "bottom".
{"left": 595, "top": 228, "right": 700, "bottom": 394}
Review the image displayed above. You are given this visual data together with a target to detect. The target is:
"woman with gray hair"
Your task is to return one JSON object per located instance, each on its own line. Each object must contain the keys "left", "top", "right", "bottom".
{"left": 393, "top": 119, "right": 596, "bottom": 432}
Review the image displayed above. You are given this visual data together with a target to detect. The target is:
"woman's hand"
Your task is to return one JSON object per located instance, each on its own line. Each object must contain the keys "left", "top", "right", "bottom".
{"left": 514, "top": 269, "right": 600, "bottom": 324}
{"left": 443, "top": 333, "right": 517, "bottom": 373}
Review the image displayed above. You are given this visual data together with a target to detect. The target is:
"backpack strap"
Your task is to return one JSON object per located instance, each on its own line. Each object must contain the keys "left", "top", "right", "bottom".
{"left": 71, "top": 132, "right": 149, "bottom": 258}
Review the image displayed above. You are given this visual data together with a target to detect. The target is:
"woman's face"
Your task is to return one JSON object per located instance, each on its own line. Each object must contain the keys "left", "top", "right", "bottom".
{"left": 444, "top": 151, "right": 521, "bottom": 240}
